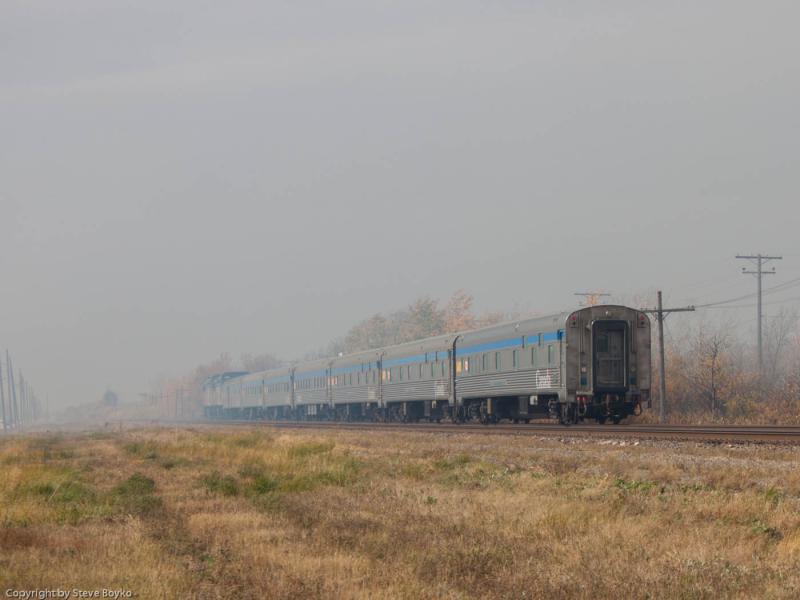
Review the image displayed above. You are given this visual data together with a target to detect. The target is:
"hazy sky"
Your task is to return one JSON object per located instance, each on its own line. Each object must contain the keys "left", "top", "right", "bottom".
{"left": 2, "top": 1, "right": 799, "bottom": 406}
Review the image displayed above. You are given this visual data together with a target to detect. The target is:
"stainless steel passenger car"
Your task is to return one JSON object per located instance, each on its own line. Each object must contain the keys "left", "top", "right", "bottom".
{"left": 330, "top": 349, "right": 383, "bottom": 418}
{"left": 454, "top": 305, "right": 650, "bottom": 424}
{"left": 379, "top": 335, "right": 454, "bottom": 421}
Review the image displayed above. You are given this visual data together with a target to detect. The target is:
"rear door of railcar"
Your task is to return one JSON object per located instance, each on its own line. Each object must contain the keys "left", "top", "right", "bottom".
{"left": 593, "top": 321, "right": 627, "bottom": 391}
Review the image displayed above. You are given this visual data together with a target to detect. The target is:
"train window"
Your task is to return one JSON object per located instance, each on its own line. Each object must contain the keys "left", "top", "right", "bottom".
{"left": 464, "top": 358, "right": 470, "bottom": 373}
{"left": 399, "top": 367, "right": 404, "bottom": 381}
{"left": 531, "top": 347, "right": 537, "bottom": 367}
{"left": 495, "top": 352, "right": 501, "bottom": 370}
{"left": 512, "top": 350, "right": 518, "bottom": 368}
{"left": 442, "top": 361, "right": 447, "bottom": 377}
{"left": 419, "top": 364, "right": 424, "bottom": 379}
{"left": 548, "top": 345, "right": 555, "bottom": 365}
{"left": 482, "top": 354, "right": 488, "bottom": 371}
{"left": 406, "top": 365, "right": 411, "bottom": 380}
{"left": 431, "top": 363, "right": 435, "bottom": 377}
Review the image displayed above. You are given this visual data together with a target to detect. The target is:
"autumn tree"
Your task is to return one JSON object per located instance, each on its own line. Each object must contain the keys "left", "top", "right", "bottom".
{"left": 240, "top": 352, "right": 283, "bottom": 372}
{"left": 397, "top": 297, "right": 446, "bottom": 343}
{"left": 443, "top": 289, "right": 476, "bottom": 332}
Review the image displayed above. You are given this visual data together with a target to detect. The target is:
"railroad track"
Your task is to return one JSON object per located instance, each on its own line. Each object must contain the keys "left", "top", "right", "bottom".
{"left": 184, "top": 420, "right": 800, "bottom": 444}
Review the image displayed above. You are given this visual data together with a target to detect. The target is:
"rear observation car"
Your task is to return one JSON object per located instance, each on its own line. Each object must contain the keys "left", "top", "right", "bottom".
{"left": 563, "top": 305, "right": 651, "bottom": 424}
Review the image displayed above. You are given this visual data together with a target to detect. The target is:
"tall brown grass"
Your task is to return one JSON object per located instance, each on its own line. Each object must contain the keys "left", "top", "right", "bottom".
{"left": 2, "top": 426, "right": 800, "bottom": 598}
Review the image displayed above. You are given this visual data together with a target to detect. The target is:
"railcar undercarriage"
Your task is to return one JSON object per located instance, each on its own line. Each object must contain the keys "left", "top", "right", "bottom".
{"left": 205, "top": 393, "right": 642, "bottom": 425}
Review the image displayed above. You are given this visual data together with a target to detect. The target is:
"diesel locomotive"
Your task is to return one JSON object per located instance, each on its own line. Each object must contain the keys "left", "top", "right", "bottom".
{"left": 202, "top": 304, "right": 651, "bottom": 425}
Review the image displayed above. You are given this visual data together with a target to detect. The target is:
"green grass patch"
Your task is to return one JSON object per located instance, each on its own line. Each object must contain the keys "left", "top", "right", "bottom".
{"left": 250, "top": 475, "right": 280, "bottom": 495}
{"left": 159, "top": 456, "right": 189, "bottom": 470}
{"left": 287, "top": 441, "right": 334, "bottom": 458}
{"left": 433, "top": 454, "right": 472, "bottom": 471}
{"left": 227, "top": 432, "right": 272, "bottom": 448}
{"left": 238, "top": 460, "right": 268, "bottom": 479}
{"left": 399, "top": 461, "right": 430, "bottom": 481}
{"left": 122, "top": 441, "right": 160, "bottom": 460}
{"left": 111, "top": 473, "right": 163, "bottom": 516}
{"left": 436, "top": 460, "right": 511, "bottom": 489}
{"left": 752, "top": 519, "right": 783, "bottom": 541}
{"left": 201, "top": 471, "right": 239, "bottom": 497}
{"left": 764, "top": 486, "right": 784, "bottom": 505}
{"left": 614, "top": 477, "right": 657, "bottom": 493}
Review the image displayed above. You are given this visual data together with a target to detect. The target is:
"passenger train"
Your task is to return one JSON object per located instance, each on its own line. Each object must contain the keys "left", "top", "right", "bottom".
{"left": 202, "top": 304, "right": 651, "bottom": 425}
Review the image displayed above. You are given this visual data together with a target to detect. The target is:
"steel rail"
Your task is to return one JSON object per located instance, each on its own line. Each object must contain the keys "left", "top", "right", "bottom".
{"left": 182, "top": 420, "right": 800, "bottom": 444}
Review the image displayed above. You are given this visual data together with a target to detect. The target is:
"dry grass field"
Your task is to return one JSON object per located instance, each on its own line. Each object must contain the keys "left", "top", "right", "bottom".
{"left": 2, "top": 425, "right": 800, "bottom": 599}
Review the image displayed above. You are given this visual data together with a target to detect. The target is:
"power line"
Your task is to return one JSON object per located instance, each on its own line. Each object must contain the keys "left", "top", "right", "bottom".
{"left": 693, "top": 275, "right": 800, "bottom": 309}
{"left": 703, "top": 296, "right": 800, "bottom": 310}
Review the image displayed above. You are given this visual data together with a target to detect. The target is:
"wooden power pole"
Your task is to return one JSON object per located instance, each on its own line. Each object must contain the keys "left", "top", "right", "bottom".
{"left": 642, "top": 292, "right": 695, "bottom": 423}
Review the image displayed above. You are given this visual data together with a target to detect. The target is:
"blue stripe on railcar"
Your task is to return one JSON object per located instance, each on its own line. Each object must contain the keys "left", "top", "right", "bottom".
{"left": 331, "top": 362, "right": 379, "bottom": 376}
{"left": 455, "top": 330, "right": 563, "bottom": 358}
{"left": 455, "top": 337, "right": 523, "bottom": 357}
{"left": 295, "top": 368, "right": 328, "bottom": 379}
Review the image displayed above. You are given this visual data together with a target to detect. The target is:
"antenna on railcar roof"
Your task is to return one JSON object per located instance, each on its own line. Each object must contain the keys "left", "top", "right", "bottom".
{"left": 573, "top": 292, "right": 611, "bottom": 306}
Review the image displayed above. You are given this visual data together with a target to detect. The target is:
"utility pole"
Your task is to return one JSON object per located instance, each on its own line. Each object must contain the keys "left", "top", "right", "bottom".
{"left": 0, "top": 357, "right": 6, "bottom": 433}
{"left": 736, "top": 254, "right": 782, "bottom": 375}
{"left": 641, "top": 292, "right": 695, "bottom": 423}
{"left": 18, "top": 372, "right": 25, "bottom": 427}
{"left": 5, "top": 353, "right": 14, "bottom": 428}
{"left": 8, "top": 353, "right": 19, "bottom": 429}
{"left": 574, "top": 292, "right": 611, "bottom": 307}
